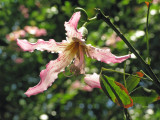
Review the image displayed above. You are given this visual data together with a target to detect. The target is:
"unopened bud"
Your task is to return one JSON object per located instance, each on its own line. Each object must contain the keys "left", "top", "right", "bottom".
{"left": 78, "top": 27, "right": 88, "bottom": 40}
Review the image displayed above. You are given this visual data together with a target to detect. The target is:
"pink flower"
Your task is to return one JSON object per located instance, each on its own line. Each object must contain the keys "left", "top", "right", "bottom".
{"left": 152, "top": 0, "right": 160, "bottom": 4}
{"left": 24, "top": 26, "right": 39, "bottom": 35}
{"left": 14, "top": 58, "right": 24, "bottom": 64}
{"left": 70, "top": 80, "right": 81, "bottom": 89}
{"left": 24, "top": 26, "right": 47, "bottom": 37}
{"left": 17, "top": 12, "right": 130, "bottom": 97}
{"left": 35, "top": 29, "right": 47, "bottom": 37}
{"left": 6, "top": 30, "right": 26, "bottom": 41}
{"left": 84, "top": 73, "right": 101, "bottom": 89}
{"left": 105, "top": 33, "right": 121, "bottom": 47}
{"left": 19, "top": 5, "right": 29, "bottom": 18}
{"left": 70, "top": 80, "right": 93, "bottom": 92}
{"left": 81, "top": 85, "right": 93, "bottom": 92}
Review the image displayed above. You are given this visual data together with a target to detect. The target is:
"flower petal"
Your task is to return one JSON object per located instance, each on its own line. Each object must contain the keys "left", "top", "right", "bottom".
{"left": 85, "top": 45, "right": 130, "bottom": 64}
{"left": 25, "top": 49, "right": 77, "bottom": 97}
{"left": 17, "top": 39, "right": 68, "bottom": 53}
{"left": 64, "top": 12, "right": 82, "bottom": 41}
{"left": 24, "top": 26, "right": 38, "bottom": 35}
{"left": 81, "top": 85, "right": 93, "bottom": 92}
{"left": 74, "top": 45, "right": 85, "bottom": 74}
{"left": 84, "top": 73, "right": 101, "bottom": 88}
{"left": 73, "top": 55, "right": 85, "bottom": 74}
{"left": 69, "top": 80, "right": 93, "bottom": 92}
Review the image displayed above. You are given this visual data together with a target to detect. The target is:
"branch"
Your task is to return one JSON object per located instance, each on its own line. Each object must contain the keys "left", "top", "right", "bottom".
{"left": 95, "top": 9, "right": 160, "bottom": 90}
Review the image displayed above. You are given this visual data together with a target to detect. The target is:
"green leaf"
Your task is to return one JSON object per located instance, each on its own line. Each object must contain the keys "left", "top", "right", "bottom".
{"left": 100, "top": 74, "right": 133, "bottom": 108}
{"left": 126, "top": 72, "right": 144, "bottom": 93}
{"left": 130, "top": 87, "right": 159, "bottom": 106}
{"left": 137, "top": 0, "right": 152, "bottom": 4}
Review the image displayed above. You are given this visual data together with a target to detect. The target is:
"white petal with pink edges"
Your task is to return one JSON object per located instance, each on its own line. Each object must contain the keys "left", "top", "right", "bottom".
{"left": 17, "top": 39, "right": 68, "bottom": 53}
{"left": 85, "top": 45, "right": 130, "bottom": 64}
{"left": 25, "top": 50, "right": 77, "bottom": 97}
{"left": 84, "top": 73, "right": 101, "bottom": 88}
{"left": 64, "top": 12, "right": 82, "bottom": 41}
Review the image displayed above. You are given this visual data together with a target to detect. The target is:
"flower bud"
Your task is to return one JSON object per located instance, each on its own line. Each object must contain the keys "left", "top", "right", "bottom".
{"left": 78, "top": 27, "right": 88, "bottom": 40}
{"left": 84, "top": 73, "right": 101, "bottom": 89}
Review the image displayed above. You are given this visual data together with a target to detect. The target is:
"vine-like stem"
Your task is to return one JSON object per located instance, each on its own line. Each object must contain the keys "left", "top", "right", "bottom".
{"left": 123, "top": 61, "right": 127, "bottom": 88}
{"left": 96, "top": 9, "right": 160, "bottom": 89}
{"left": 146, "top": 3, "right": 151, "bottom": 64}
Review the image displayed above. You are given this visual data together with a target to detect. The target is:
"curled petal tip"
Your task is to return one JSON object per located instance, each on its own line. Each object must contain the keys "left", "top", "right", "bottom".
{"left": 24, "top": 85, "right": 47, "bottom": 97}
{"left": 17, "top": 39, "right": 34, "bottom": 52}
{"left": 24, "top": 91, "right": 31, "bottom": 97}
{"left": 64, "top": 12, "right": 82, "bottom": 41}
{"left": 86, "top": 45, "right": 130, "bottom": 64}
{"left": 115, "top": 54, "right": 131, "bottom": 63}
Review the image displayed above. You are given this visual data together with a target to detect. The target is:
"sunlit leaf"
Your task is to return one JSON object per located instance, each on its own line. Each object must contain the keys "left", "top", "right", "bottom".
{"left": 100, "top": 74, "right": 133, "bottom": 108}
{"left": 130, "top": 87, "right": 159, "bottom": 106}
{"left": 126, "top": 72, "right": 144, "bottom": 93}
{"left": 137, "top": 0, "right": 152, "bottom": 3}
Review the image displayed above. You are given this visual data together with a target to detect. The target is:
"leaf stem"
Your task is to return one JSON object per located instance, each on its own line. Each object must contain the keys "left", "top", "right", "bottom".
{"left": 96, "top": 9, "right": 160, "bottom": 89}
{"left": 102, "top": 67, "right": 148, "bottom": 80}
{"left": 140, "top": 70, "right": 153, "bottom": 81}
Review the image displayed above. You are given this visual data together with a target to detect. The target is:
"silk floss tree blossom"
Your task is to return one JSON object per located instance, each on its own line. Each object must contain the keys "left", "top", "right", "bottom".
{"left": 17, "top": 12, "right": 130, "bottom": 97}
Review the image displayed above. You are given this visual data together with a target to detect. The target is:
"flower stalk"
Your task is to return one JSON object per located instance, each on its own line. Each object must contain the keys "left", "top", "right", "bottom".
{"left": 95, "top": 9, "right": 160, "bottom": 89}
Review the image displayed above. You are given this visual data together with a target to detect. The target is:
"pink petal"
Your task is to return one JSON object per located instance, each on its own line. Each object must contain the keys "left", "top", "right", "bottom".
{"left": 73, "top": 45, "right": 85, "bottom": 74}
{"left": 35, "top": 29, "right": 47, "bottom": 37}
{"left": 84, "top": 73, "right": 101, "bottom": 88}
{"left": 25, "top": 51, "right": 75, "bottom": 97}
{"left": 24, "top": 26, "right": 38, "bottom": 35}
{"left": 85, "top": 45, "right": 130, "bottom": 64}
{"left": 81, "top": 85, "right": 93, "bottom": 92}
{"left": 72, "top": 55, "right": 85, "bottom": 74}
{"left": 14, "top": 58, "right": 24, "bottom": 64}
{"left": 69, "top": 80, "right": 93, "bottom": 92}
{"left": 64, "top": 12, "right": 82, "bottom": 41}
{"left": 17, "top": 39, "right": 68, "bottom": 53}
{"left": 70, "top": 80, "right": 81, "bottom": 89}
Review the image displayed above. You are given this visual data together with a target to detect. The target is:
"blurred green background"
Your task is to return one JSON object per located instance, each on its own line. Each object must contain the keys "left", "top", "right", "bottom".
{"left": 0, "top": 0, "right": 160, "bottom": 120}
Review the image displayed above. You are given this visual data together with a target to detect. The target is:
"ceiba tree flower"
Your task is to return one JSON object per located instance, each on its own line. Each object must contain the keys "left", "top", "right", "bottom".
{"left": 17, "top": 12, "right": 130, "bottom": 97}
{"left": 84, "top": 73, "right": 101, "bottom": 89}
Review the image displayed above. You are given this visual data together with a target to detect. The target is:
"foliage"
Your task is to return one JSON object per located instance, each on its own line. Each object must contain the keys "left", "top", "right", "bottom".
{"left": 0, "top": 0, "right": 160, "bottom": 120}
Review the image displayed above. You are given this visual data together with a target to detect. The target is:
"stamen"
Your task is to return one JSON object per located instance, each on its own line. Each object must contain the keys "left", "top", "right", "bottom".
{"left": 69, "top": 64, "right": 80, "bottom": 76}
{"left": 77, "top": 45, "right": 84, "bottom": 68}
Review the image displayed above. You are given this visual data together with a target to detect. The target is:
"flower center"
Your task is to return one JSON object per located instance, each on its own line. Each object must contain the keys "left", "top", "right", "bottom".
{"left": 65, "top": 40, "right": 85, "bottom": 75}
